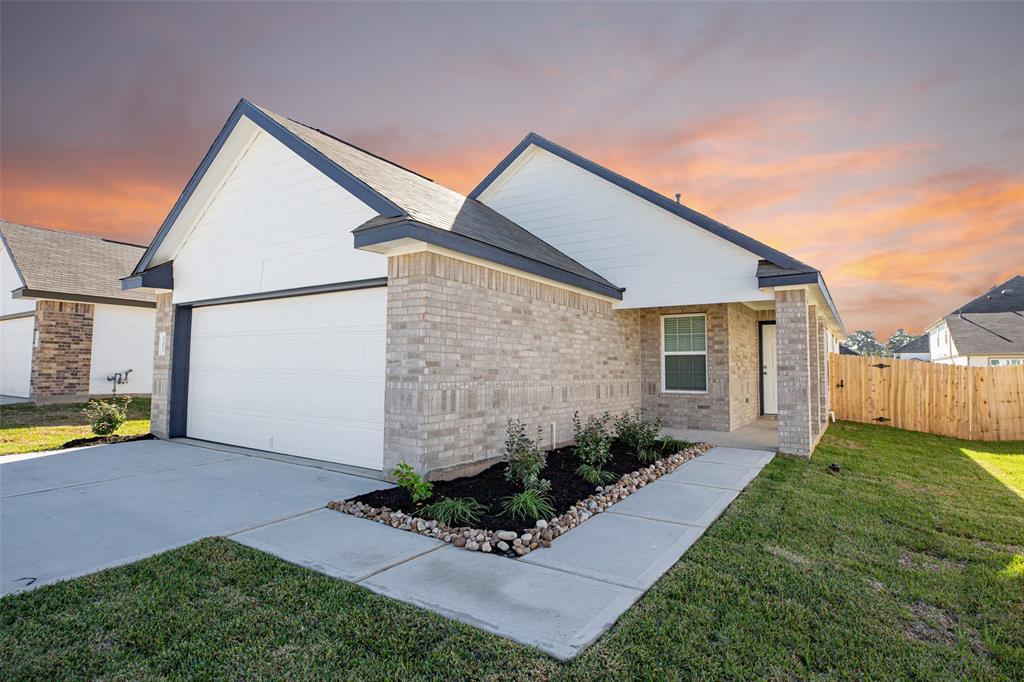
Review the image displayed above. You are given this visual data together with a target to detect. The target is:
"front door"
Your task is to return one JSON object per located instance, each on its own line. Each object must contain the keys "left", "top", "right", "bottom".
{"left": 760, "top": 323, "right": 778, "bottom": 415}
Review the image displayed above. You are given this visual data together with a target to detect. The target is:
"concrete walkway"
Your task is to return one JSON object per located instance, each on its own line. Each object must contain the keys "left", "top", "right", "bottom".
{"left": 232, "top": 446, "right": 774, "bottom": 660}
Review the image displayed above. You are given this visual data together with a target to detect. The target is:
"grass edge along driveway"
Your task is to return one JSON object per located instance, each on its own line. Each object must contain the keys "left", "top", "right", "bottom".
{"left": 1, "top": 421, "right": 1021, "bottom": 680}
{"left": 0, "top": 398, "right": 151, "bottom": 456}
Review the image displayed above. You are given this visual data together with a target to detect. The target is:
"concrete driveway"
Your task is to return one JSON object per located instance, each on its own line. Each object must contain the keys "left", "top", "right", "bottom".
{"left": 0, "top": 439, "right": 387, "bottom": 596}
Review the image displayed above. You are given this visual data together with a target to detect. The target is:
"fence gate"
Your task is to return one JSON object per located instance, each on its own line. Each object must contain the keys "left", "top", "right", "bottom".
{"left": 828, "top": 354, "right": 1024, "bottom": 441}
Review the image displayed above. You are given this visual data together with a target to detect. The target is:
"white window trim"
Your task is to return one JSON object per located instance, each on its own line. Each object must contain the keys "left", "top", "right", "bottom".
{"left": 660, "top": 313, "right": 708, "bottom": 394}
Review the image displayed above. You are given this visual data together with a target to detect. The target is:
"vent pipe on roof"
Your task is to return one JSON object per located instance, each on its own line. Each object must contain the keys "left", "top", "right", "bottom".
{"left": 675, "top": 193, "right": 681, "bottom": 204}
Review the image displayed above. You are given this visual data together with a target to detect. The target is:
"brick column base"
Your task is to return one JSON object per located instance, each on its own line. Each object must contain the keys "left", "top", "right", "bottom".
{"left": 775, "top": 289, "right": 813, "bottom": 457}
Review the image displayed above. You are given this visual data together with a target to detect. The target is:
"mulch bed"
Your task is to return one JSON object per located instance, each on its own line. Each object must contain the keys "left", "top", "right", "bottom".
{"left": 61, "top": 433, "right": 155, "bottom": 449}
{"left": 349, "top": 438, "right": 690, "bottom": 532}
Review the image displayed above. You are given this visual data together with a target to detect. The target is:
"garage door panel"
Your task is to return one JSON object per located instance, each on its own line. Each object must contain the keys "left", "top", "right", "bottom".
{"left": 186, "top": 288, "right": 385, "bottom": 470}
{"left": 0, "top": 317, "right": 34, "bottom": 397}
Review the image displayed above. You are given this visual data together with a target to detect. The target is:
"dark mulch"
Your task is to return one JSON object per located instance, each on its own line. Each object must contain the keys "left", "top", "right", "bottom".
{"left": 61, "top": 433, "right": 155, "bottom": 449}
{"left": 348, "top": 438, "right": 691, "bottom": 531}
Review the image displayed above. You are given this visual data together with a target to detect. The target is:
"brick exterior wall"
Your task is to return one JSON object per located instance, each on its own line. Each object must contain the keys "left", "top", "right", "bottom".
{"left": 638, "top": 305, "right": 729, "bottom": 431}
{"left": 817, "top": 315, "right": 829, "bottom": 434}
{"left": 775, "top": 289, "right": 813, "bottom": 456}
{"left": 728, "top": 304, "right": 760, "bottom": 429}
{"left": 383, "top": 252, "right": 641, "bottom": 480}
{"left": 808, "top": 304, "right": 822, "bottom": 432}
{"left": 149, "top": 292, "right": 175, "bottom": 439}
{"left": 29, "top": 300, "right": 94, "bottom": 399}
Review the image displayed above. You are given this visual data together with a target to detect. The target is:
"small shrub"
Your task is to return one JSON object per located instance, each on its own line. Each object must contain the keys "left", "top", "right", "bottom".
{"left": 573, "top": 411, "right": 614, "bottom": 484}
{"left": 393, "top": 463, "right": 433, "bottom": 503}
{"left": 503, "top": 418, "right": 550, "bottom": 492}
{"left": 501, "top": 489, "right": 556, "bottom": 522}
{"left": 636, "top": 448, "right": 660, "bottom": 463}
{"left": 614, "top": 409, "right": 661, "bottom": 456}
{"left": 420, "top": 497, "right": 487, "bottom": 527}
{"left": 659, "top": 435, "right": 690, "bottom": 454}
{"left": 577, "top": 463, "right": 618, "bottom": 485}
{"left": 82, "top": 396, "right": 132, "bottom": 436}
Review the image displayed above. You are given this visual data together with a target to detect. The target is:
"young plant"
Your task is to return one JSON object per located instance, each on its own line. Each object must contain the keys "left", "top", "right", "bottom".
{"left": 636, "top": 448, "right": 661, "bottom": 463}
{"left": 501, "top": 489, "right": 556, "bottom": 522}
{"left": 420, "top": 497, "right": 487, "bottom": 527}
{"left": 572, "top": 411, "right": 614, "bottom": 484}
{"left": 503, "top": 418, "right": 550, "bottom": 492}
{"left": 659, "top": 435, "right": 690, "bottom": 454}
{"left": 393, "top": 462, "right": 433, "bottom": 503}
{"left": 82, "top": 396, "right": 132, "bottom": 436}
{"left": 613, "top": 409, "right": 661, "bottom": 457}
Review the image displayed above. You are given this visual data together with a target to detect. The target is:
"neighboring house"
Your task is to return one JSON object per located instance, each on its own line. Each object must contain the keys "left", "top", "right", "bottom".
{"left": 0, "top": 221, "right": 156, "bottom": 400}
{"left": 124, "top": 99, "right": 846, "bottom": 479}
{"left": 926, "top": 275, "right": 1023, "bottom": 367}
{"left": 838, "top": 344, "right": 860, "bottom": 356}
{"left": 892, "top": 335, "right": 930, "bottom": 362}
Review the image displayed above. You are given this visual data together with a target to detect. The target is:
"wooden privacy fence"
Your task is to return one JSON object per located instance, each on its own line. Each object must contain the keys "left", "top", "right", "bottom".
{"left": 829, "top": 354, "right": 1024, "bottom": 441}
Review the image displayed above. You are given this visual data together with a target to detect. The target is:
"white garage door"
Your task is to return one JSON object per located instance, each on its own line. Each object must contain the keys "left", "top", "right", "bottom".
{"left": 0, "top": 316, "right": 34, "bottom": 397}
{"left": 186, "top": 287, "right": 386, "bottom": 470}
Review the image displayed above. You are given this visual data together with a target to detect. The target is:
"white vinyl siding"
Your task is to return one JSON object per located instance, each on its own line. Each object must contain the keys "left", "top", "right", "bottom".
{"left": 1, "top": 245, "right": 34, "bottom": 317}
{"left": 662, "top": 314, "right": 707, "bottom": 393}
{"left": 88, "top": 304, "right": 156, "bottom": 395}
{"left": 0, "top": 316, "right": 33, "bottom": 397}
{"left": 186, "top": 288, "right": 386, "bottom": 470}
{"left": 478, "top": 147, "right": 771, "bottom": 309}
{"left": 171, "top": 129, "right": 385, "bottom": 305}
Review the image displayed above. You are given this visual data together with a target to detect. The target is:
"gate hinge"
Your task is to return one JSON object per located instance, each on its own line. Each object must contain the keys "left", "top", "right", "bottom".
{"left": 871, "top": 363, "right": 890, "bottom": 369}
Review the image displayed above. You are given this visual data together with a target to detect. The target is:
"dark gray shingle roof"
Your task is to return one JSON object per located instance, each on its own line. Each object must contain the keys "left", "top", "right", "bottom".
{"left": 256, "top": 105, "right": 618, "bottom": 292}
{"left": 893, "top": 335, "right": 930, "bottom": 354}
{"left": 0, "top": 220, "right": 155, "bottom": 304}
{"left": 946, "top": 312, "right": 1024, "bottom": 356}
{"left": 952, "top": 275, "right": 1024, "bottom": 314}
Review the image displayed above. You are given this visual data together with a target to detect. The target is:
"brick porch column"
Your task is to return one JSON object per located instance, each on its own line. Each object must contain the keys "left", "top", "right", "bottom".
{"left": 807, "top": 304, "right": 821, "bottom": 434}
{"left": 775, "top": 289, "right": 813, "bottom": 457}
{"left": 150, "top": 292, "right": 175, "bottom": 439}
{"left": 817, "top": 315, "right": 829, "bottom": 433}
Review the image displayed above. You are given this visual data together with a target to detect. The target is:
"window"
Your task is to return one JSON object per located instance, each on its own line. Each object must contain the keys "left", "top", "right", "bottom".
{"left": 662, "top": 314, "right": 707, "bottom": 392}
{"left": 989, "top": 358, "right": 1024, "bottom": 366}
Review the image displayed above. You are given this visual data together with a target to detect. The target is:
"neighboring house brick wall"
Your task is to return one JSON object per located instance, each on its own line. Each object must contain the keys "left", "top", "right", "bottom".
{"left": 29, "top": 300, "right": 94, "bottom": 398}
{"left": 383, "top": 251, "right": 641, "bottom": 480}
{"left": 638, "top": 304, "right": 730, "bottom": 431}
{"left": 150, "top": 292, "right": 175, "bottom": 439}
{"left": 775, "top": 289, "right": 813, "bottom": 456}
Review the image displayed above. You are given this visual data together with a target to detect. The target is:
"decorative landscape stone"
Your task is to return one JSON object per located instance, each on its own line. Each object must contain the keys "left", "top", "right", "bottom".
{"left": 328, "top": 442, "right": 711, "bottom": 557}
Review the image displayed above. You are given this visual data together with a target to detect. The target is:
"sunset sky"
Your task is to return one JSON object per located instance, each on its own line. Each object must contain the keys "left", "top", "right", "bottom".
{"left": 2, "top": 2, "right": 1021, "bottom": 336}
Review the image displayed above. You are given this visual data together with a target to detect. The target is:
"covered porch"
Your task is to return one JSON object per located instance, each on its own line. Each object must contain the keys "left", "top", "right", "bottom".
{"left": 637, "top": 287, "right": 836, "bottom": 457}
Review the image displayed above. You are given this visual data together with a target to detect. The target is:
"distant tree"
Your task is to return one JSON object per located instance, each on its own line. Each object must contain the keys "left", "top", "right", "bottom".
{"left": 845, "top": 329, "right": 886, "bottom": 356}
{"left": 884, "top": 328, "right": 914, "bottom": 356}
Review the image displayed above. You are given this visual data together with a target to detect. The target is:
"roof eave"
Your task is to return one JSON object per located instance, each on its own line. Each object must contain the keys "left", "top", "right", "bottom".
{"left": 758, "top": 270, "right": 847, "bottom": 336}
{"left": 131, "top": 99, "right": 407, "bottom": 276}
{"left": 470, "top": 132, "right": 814, "bottom": 274}
{"left": 353, "top": 220, "right": 624, "bottom": 301}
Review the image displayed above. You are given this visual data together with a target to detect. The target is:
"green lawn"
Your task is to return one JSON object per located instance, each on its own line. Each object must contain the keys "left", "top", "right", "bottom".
{"left": 0, "top": 398, "right": 151, "bottom": 456}
{"left": 2, "top": 422, "right": 1021, "bottom": 680}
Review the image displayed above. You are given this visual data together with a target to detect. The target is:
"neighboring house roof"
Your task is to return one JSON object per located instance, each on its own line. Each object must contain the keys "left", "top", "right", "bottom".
{"left": 0, "top": 220, "right": 155, "bottom": 307}
{"left": 839, "top": 344, "right": 859, "bottom": 355}
{"left": 130, "top": 100, "right": 620, "bottom": 299}
{"left": 944, "top": 312, "right": 1024, "bottom": 356}
{"left": 951, "top": 275, "right": 1024, "bottom": 314}
{"left": 893, "top": 335, "right": 930, "bottom": 355}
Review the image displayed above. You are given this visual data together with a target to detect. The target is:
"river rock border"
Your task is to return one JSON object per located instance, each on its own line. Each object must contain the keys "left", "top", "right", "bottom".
{"left": 328, "top": 442, "right": 712, "bottom": 558}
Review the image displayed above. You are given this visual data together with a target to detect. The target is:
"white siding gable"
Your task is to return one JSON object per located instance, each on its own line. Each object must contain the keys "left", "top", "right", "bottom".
{"left": 478, "top": 147, "right": 771, "bottom": 308}
{"left": 172, "top": 130, "right": 385, "bottom": 304}
{"left": 1, "top": 244, "right": 34, "bottom": 317}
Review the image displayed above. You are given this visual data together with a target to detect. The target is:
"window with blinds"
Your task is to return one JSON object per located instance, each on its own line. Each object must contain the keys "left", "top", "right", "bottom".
{"left": 662, "top": 314, "right": 707, "bottom": 392}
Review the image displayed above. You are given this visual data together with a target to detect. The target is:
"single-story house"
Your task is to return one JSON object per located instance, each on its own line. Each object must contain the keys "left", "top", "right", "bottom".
{"left": 0, "top": 221, "right": 156, "bottom": 400}
{"left": 124, "top": 99, "right": 846, "bottom": 479}
{"left": 892, "top": 335, "right": 930, "bottom": 362}
{"left": 926, "top": 275, "right": 1023, "bottom": 367}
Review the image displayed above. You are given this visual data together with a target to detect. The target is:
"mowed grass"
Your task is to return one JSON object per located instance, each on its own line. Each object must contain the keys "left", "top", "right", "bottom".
{"left": 1, "top": 422, "right": 1021, "bottom": 680}
{"left": 0, "top": 398, "right": 151, "bottom": 456}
